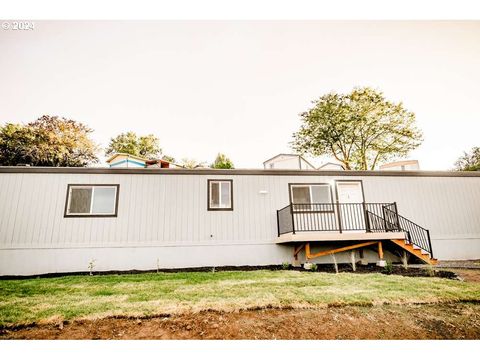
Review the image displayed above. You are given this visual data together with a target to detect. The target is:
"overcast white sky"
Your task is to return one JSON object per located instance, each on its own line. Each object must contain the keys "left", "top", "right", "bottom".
{"left": 1, "top": 20, "right": 479, "bottom": 169}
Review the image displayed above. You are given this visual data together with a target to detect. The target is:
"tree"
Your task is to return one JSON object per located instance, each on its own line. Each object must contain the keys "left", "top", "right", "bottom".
{"left": 0, "top": 123, "right": 36, "bottom": 166}
{"left": 454, "top": 147, "right": 480, "bottom": 171}
{"left": 105, "top": 132, "right": 162, "bottom": 159}
{"left": 210, "top": 153, "right": 234, "bottom": 169}
{"left": 0, "top": 115, "right": 99, "bottom": 167}
{"left": 179, "top": 158, "right": 206, "bottom": 169}
{"left": 161, "top": 155, "right": 176, "bottom": 163}
{"left": 291, "top": 87, "right": 423, "bottom": 170}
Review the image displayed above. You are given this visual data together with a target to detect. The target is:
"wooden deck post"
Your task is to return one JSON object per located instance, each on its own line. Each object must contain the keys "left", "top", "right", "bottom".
{"left": 305, "top": 242, "right": 311, "bottom": 259}
{"left": 293, "top": 243, "right": 305, "bottom": 260}
{"left": 378, "top": 241, "right": 384, "bottom": 259}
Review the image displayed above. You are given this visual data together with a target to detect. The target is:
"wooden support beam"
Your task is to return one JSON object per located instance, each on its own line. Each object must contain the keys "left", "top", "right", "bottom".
{"left": 305, "top": 241, "right": 379, "bottom": 260}
{"left": 305, "top": 243, "right": 311, "bottom": 259}
{"left": 378, "top": 241, "right": 384, "bottom": 259}
{"left": 293, "top": 243, "right": 305, "bottom": 260}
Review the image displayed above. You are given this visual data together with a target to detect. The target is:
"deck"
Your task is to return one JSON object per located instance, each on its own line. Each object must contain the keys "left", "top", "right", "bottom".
{"left": 276, "top": 202, "right": 436, "bottom": 264}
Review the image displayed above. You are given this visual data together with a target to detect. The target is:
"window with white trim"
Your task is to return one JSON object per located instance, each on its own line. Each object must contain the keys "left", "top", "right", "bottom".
{"left": 290, "top": 184, "right": 332, "bottom": 211}
{"left": 65, "top": 185, "right": 119, "bottom": 217}
{"left": 208, "top": 180, "right": 233, "bottom": 210}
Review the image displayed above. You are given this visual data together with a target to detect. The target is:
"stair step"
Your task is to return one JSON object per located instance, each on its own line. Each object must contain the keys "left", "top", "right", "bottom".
{"left": 390, "top": 239, "right": 435, "bottom": 265}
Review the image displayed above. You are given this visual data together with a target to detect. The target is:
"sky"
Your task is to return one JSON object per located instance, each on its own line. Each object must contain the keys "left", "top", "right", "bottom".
{"left": 0, "top": 20, "right": 479, "bottom": 169}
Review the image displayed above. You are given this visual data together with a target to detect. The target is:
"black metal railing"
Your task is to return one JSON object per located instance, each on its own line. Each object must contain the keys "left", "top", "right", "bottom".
{"left": 276, "top": 202, "right": 433, "bottom": 258}
{"left": 277, "top": 202, "right": 394, "bottom": 234}
{"left": 366, "top": 210, "right": 398, "bottom": 232}
{"left": 277, "top": 204, "right": 294, "bottom": 236}
{"left": 385, "top": 208, "right": 433, "bottom": 257}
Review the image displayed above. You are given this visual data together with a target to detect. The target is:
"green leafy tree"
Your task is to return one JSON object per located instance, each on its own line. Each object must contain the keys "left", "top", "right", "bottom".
{"left": 105, "top": 132, "right": 162, "bottom": 159}
{"left": 454, "top": 147, "right": 480, "bottom": 171}
{"left": 161, "top": 155, "right": 176, "bottom": 163}
{"left": 210, "top": 153, "right": 234, "bottom": 169}
{"left": 0, "top": 115, "right": 99, "bottom": 167}
{"left": 291, "top": 87, "right": 423, "bottom": 170}
{"left": 180, "top": 158, "right": 206, "bottom": 169}
{"left": 0, "top": 123, "right": 35, "bottom": 166}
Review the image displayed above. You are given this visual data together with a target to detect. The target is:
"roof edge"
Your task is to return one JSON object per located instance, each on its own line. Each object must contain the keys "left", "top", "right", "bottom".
{"left": 1, "top": 166, "right": 480, "bottom": 177}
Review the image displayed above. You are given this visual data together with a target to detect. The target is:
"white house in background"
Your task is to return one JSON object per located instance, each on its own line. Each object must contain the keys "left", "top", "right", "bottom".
{"left": 263, "top": 154, "right": 315, "bottom": 170}
{"left": 107, "top": 153, "right": 148, "bottom": 168}
{"left": 380, "top": 160, "right": 420, "bottom": 171}
{"left": 318, "top": 162, "right": 345, "bottom": 171}
{"left": 1, "top": 165, "right": 480, "bottom": 276}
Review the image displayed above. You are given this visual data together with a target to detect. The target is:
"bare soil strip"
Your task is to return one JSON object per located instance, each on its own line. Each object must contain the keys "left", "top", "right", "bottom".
{"left": 2, "top": 303, "right": 480, "bottom": 340}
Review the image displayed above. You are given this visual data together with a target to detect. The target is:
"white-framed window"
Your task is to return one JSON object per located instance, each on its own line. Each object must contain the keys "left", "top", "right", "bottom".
{"left": 290, "top": 183, "right": 332, "bottom": 212}
{"left": 65, "top": 184, "right": 119, "bottom": 217}
{"left": 208, "top": 179, "right": 233, "bottom": 211}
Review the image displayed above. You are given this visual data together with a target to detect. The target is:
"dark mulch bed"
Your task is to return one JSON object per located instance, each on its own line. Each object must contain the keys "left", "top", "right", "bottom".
{"left": 0, "top": 263, "right": 458, "bottom": 280}
{"left": 317, "top": 263, "right": 458, "bottom": 279}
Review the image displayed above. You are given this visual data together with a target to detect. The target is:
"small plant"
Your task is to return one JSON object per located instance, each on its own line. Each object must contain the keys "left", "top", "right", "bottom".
{"left": 401, "top": 251, "right": 410, "bottom": 270}
{"left": 88, "top": 259, "right": 96, "bottom": 276}
{"left": 425, "top": 265, "right": 435, "bottom": 277}
{"left": 331, "top": 254, "right": 339, "bottom": 274}
{"left": 350, "top": 251, "right": 356, "bottom": 272}
{"left": 383, "top": 260, "right": 393, "bottom": 274}
{"left": 281, "top": 261, "right": 290, "bottom": 270}
{"left": 310, "top": 263, "right": 318, "bottom": 272}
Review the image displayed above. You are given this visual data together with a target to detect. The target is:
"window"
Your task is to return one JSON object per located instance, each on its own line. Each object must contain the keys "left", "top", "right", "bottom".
{"left": 289, "top": 183, "right": 332, "bottom": 212}
{"left": 208, "top": 180, "right": 233, "bottom": 211}
{"left": 65, "top": 185, "right": 119, "bottom": 217}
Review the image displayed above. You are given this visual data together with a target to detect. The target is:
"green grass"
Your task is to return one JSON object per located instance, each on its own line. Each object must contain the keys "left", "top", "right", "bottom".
{"left": 1, "top": 270, "right": 479, "bottom": 326}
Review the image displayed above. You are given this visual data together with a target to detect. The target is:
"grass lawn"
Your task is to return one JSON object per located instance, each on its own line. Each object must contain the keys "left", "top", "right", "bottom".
{"left": 1, "top": 270, "right": 480, "bottom": 327}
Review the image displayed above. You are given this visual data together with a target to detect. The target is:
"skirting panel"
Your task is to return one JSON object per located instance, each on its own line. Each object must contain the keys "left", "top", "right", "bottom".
{"left": 1, "top": 238, "right": 479, "bottom": 275}
{"left": 0, "top": 244, "right": 293, "bottom": 276}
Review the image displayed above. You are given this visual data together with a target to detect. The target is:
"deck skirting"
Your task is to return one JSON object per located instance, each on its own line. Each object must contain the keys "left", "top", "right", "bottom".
{"left": 276, "top": 231, "right": 407, "bottom": 244}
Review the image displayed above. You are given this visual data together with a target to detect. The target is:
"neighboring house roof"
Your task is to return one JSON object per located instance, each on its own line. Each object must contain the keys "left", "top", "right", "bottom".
{"left": 380, "top": 160, "right": 419, "bottom": 170}
{"left": 106, "top": 153, "right": 176, "bottom": 168}
{"left": 106, "top": 152, "right": 149, "bottom": 164}
{"left": 263, "top": 153, "right": 316, "bottom": 169}
{"left": 317, "top": 162, "right": 345, "bottom": 170}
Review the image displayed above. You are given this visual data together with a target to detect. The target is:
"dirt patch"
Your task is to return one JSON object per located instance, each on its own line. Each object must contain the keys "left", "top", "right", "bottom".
{"left": 2, "top": 303, "right": 479, "bottom": 340}
{"left": 446, "top": 268, "right": 480, "bottom": 283}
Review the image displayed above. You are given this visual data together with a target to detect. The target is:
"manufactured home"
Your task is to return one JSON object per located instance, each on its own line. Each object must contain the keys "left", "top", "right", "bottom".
{"left": 0, "top": 166, "right": 480, "bottom": 275}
